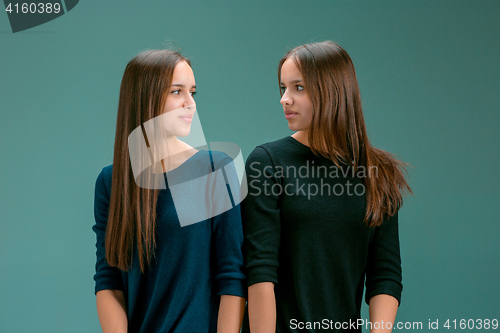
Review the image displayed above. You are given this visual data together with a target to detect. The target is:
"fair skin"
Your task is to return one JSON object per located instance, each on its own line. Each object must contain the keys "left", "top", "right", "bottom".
{"left": 156, "top": 59, "right": 198, "bottom": 173}
{"left": 279, "top": 57, "right": 313, "bottom": 147}
{"left": 96, "top": 290, "right": 127, "bottom": 333}
{"left": 247, "top": 282, "right": 276, "bottom": 333}
{"left": 247, "top": 57, "right": 399, "bottom": 333}
{"left": 96, "top": 60, "right": 245, "bottom": 333}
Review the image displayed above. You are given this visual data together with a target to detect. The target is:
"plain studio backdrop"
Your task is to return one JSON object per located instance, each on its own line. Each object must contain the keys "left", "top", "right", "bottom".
{"left": 0, "top": 1, "right": 498, "bottom": 332}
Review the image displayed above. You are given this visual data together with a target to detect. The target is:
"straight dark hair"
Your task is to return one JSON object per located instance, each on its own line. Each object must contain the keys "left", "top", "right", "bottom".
{"left": 278, "top": 41, "right": 411, "bottom": 227}
{"left": 106, "top": 50, "right": 190, "bottom": 272}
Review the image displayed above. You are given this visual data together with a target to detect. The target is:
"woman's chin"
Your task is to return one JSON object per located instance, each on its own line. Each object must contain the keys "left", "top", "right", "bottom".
{"left": 175, "top": 129, "right": 192, "bottom": 138}
{"left": 287, "top": 123, "right": 305, "bottom": 132}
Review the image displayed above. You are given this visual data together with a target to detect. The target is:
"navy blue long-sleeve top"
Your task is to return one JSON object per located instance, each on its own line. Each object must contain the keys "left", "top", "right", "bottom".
{"left": 93, "top": 150, "right": 246, "bottom": 333}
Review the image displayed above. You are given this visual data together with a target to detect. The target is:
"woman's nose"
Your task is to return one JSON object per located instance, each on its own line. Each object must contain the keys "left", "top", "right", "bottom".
{"left": 280, "top": 94, "right": 292, "bottom": 106}
{"left": 184, "top": 94, "right": 195, "bottom": 107}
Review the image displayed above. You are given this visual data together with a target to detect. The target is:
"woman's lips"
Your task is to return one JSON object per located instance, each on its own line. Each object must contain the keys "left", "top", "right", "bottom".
{"left": 285, "top": 110, "right": 298, "bottom": 120}
{"left": 179, "top": 115, "right": 193, "bottom": 123}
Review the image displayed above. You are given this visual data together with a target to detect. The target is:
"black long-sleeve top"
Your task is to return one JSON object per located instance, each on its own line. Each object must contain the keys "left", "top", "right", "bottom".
{"left": 241, "top": 136, "right": 402, "bottom": 332}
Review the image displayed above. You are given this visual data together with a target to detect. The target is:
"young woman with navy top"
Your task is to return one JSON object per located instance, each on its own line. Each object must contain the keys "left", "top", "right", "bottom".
{"left": 93, "top": 50, "right": 246, "bottom": 333}
{"left": 242, "top": 41, "right": 412, "bottom": 332}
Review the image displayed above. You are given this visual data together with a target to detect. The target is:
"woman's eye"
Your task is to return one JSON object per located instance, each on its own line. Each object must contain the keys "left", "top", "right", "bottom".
{"left": 280, "top": 86, "right": 286, "bottom": 94}
{"left": 296, "top": 85, "right": 304, "bottom": 91}
{"left": 190, "top": 91, "right": 197, "bottom": 96}
{"left": 172, "top": 90, "right": 180, "bottom": 95}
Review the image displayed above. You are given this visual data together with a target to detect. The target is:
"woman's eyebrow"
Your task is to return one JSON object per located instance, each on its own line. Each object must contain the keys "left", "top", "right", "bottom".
{"left": 170, "top": 84, "right": 197, "bottom": 89}
{"left": 280, "top": 79, "right": 303, "bottom": 85}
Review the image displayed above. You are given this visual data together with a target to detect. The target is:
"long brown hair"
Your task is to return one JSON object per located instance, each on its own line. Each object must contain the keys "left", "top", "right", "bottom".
{"left": 106, "top": 50, "right": 190, "bottom": 271}
{"left": 278, "top": 41, "right": 411, "bottom": 227}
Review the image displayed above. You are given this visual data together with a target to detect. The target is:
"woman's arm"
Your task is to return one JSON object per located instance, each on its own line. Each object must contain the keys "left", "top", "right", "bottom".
{"left": 248, "top": 282, "right": 276, "bottom": 333}
{"left": 96, "top": 289, "right": 127, "bottom": 333}
{"left": 364, "top": 211, "right": 402, "bottom": 333}
{"left": 209, "top": 154, "right": 248, "bottom": 331}
{"left": 241, "top": 147, "right": 282, "bottom": 333}
{"left": 93, "top": 169, "right": 128, "bottom": 333}
{"left": 369, "top": 294, "right": 398, "bottom": 333}
{"left": 217, "top": 295, "right": 246, "bottom": 333}
{"left": 364, "top": 212, "right": 402, "bottom": 308}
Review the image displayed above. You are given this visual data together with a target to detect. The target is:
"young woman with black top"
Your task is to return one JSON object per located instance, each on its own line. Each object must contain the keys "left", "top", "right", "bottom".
{"left": 242, "top": 41, "right": 411, "bottom": 332}
{"left": 93, "top": 49, "right": 246, "bottom": 333}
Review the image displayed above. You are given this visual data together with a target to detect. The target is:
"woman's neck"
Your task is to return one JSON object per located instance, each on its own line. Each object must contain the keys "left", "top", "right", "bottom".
{"left": 291, "top": 130, "right": 309, "bottom": 147}
{"left": 150, "top": 137, "right": 198, "bottom": 173}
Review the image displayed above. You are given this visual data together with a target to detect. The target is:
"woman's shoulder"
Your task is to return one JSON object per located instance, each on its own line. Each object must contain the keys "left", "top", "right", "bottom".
{"left": 207, "top": 150, "right": 234, "bottom": 168}
{"left": 101, "top": 164, "right": 113, "bottom": 175}
{"left": 171, "top": 150, "right": 234, "bottom": 178}
{"left": 95, "top": 164, "right": 113, "bottom": 196}
{"left": 99, "top": 164, "right": 113, "bottom": 180}
{"left": 248, "top": 136, "right": 304, "bottom": 162}
{"left": 255, "top": 136, "right": 295, "bottom": 151}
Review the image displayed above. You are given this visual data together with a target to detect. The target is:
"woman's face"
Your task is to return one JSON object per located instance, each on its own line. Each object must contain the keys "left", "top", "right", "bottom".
{"left": 279, "top": 57, "right": 313, "bottom": 132}
{"left": 160, "top": 60, "right": 197, "bottom": 137}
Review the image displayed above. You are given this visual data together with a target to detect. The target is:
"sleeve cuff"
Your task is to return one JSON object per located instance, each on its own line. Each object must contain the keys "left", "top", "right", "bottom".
{"left": 247, "top": 265, "right": 278, "bottom": 287}
{"left": 365, "top": 280, "right": 402, "bottom": 306}
{"left": 217, "top": 278, "right": 247, "bottom": 298}
{"left": 94, "top": 276, "right": 124, "bottom": 295}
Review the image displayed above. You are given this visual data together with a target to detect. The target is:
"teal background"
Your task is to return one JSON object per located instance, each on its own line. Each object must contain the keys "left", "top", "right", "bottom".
{"left": 1, "top": 1, "right": 499, "bottom": 332}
